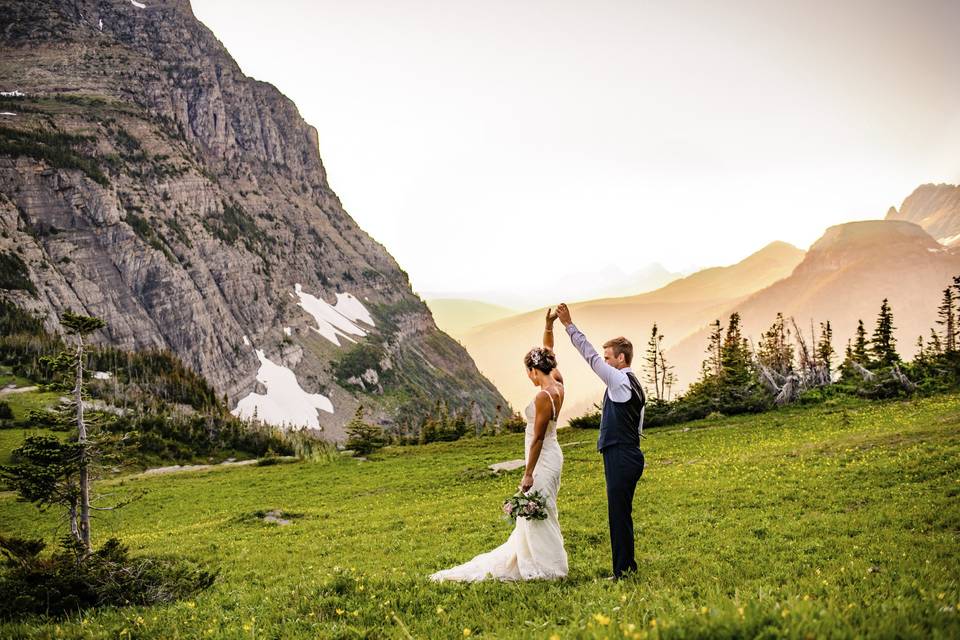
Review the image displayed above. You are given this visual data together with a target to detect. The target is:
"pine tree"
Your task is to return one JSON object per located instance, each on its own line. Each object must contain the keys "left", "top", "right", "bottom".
{"left": 871, "top": 298, "right": 900, "bottom": 367}
{"left": 757, "top": 312, "right": 793, "bottom": 376}
{"left": 816, "top": 321, "right": 835, "bottom": 381}
{"left": 936, "top": 287, "right": 957, "bottom": 353}
{"left": 701, "top": 319, "right": 724, "bottom": 381}
{"left": 852, "top": 319, "right": 871, "bottom": 366}
{"left": 927, "top": 328, "right": 943, "bottom": 356}
{"left": 345, "top": 407, "right": 386, "bottom": 455}
{"left": 720, "top": 313, "right": 752, "bottom": 388}
{"left": 914, "top": 335, "right": 927, "bottom": 365}
{"left": 644, "top": 324, "right": 663, "bottom": 401}
{"left": 658, "top": 348, "right": 676, "bottom": 401}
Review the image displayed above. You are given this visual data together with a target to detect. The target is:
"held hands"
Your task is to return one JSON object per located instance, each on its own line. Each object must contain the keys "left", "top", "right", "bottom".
{"left": 545, "top": 307, "right": 558, "bottom": 326}
{"left": 556, "top": 303, "right": 572, "bottom": 326}
{"left": 520, "top": 473, "right": 534, "bottom": 493}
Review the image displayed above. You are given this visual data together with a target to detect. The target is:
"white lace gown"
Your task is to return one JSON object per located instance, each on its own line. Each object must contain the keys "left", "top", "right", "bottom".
{"left": 429, "top": 393, "right": 568, "bottom": 582}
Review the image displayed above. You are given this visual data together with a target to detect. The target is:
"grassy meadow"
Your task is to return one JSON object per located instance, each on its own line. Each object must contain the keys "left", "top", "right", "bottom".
{"left": 0, "top": 393, "right": 958, "bottom": 638}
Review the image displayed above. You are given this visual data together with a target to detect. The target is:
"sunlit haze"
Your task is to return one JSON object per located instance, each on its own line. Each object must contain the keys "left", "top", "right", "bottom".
{"left": 193, "top": 0, "right": 960, "bottom": 307}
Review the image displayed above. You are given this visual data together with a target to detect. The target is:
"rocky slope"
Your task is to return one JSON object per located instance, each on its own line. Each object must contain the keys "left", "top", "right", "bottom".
{"left": 886, "top": 183, "right": 960, "bottom": 245}
{"left": 0, "top": 0, "right": 505, "bottom": 438}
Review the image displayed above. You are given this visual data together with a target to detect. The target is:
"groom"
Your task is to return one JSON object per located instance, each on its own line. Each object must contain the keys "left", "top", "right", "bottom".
{"left": 555, "top": 303, "right": 646, "bottom": 579}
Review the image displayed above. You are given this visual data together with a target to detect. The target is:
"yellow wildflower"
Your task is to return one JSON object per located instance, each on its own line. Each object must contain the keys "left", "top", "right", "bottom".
{"left": 700, "top": 606, "right": 708, "bottom": 615}
{"left": 463, "top": 628, "right": 472, "bottom": 637}
{"left": 593, "top": 613, "right": 611, "bottom": 626}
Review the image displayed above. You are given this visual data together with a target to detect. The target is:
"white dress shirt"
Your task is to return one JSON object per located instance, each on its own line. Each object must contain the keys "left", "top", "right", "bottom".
{"left": 565, "top": 323, "right": 633, "bottom": 402}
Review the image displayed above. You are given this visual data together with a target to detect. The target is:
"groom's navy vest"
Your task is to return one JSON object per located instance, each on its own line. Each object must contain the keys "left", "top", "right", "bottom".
{"left": 598, "top": 371, "right": 646, "bottom": 451}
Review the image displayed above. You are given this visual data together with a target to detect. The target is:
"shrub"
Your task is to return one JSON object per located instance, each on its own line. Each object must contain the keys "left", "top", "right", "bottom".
{"left": 568, "top": 410, "right": 600, "bottom": 429}
{"left": 0, "top": 535, "right": 215, "bottom": 619}
{"left": 344, "top": 408, "right": 386, "bottom": 455}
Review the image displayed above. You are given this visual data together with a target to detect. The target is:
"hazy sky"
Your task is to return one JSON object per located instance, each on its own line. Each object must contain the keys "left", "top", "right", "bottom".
{"left": 192, "top": 0, "right": 960, "bottom": 305}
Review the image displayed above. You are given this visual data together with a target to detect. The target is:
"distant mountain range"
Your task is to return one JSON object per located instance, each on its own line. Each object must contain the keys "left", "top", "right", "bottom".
{"left": 458, "top": 241, "right": 806, "bottom": 417}
{"left": 455, "top": 183, "right": 960, "bottom": 420}
{"left": 665, "top": 219, "right": 960, "bottom": 390}
{"left": 423, "top": 262, "right": 683, "bottom": 314}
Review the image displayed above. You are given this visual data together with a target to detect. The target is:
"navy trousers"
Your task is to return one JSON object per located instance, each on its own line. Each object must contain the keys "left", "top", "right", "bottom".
{"left": 601, "top": 445, "right": 645, "bottom": 577}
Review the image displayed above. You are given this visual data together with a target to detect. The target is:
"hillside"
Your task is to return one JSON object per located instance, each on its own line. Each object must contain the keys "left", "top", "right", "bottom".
{"left": 462, "top": 241, "right": 805, "bottom": 416}
{"left": 425, "top": 299, "right": 519, "bottom": 337}
{"left": 0, "top": 0, "right": 505, "bottom": 438}
{"left": 667, "top": 220, "right": 960, "bottom": 387}
{"left": 1, "top": 393, "right": 957, "bottom": 638}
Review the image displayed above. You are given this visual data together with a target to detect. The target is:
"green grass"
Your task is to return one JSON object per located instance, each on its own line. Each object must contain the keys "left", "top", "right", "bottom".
{"left": 1, "top": 395, "right": 958, "bottom": 638}
{"left": 0, "top": 388, "right": 64, "bottom": 428}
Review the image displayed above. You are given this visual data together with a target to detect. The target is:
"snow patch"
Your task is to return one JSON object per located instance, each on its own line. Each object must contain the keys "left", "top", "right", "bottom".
{"left": 0, "top": 112, "right": 15, "bottom": 117}
{"left": 98, "top": 18, "right": 103, "bottom": 30}
{"left": 294, "top": 283, "right": 371, "bottom": 346}
{"left": 242, "top": 335, "right": 250, "bottom": 346}
{"left": 0, "top": 91, "right": 24, "bottom": 97}
{"left": 232, "top": 349, "right": 333, "bottom": 429}
{"left": 283, "top": 327, "right": 292, "bottom": 336}
{"left": 938, "top": 233, "right": 960, "bottom": 246}
{"left": 130, "top": 0, "right": 146, "bottom": 8}
{"left": 334, "top": 292, "right": 375, "bottom": 326}
{"left": 93, "top": 371, "right": 112, "bottom": 380}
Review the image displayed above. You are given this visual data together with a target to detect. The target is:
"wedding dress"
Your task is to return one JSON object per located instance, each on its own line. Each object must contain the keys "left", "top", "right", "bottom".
{"left": 429, "top": 388, "right": 568, "bottom": 582}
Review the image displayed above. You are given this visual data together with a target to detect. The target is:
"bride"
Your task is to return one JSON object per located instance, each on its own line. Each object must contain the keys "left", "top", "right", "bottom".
{"left": 430, "top": 309, "right": 568, "bottom": 582}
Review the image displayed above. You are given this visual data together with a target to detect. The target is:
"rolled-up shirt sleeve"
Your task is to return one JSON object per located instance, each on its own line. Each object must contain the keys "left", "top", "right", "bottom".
{"left": 566, "top": 323, "right": 631, "bottom": 401}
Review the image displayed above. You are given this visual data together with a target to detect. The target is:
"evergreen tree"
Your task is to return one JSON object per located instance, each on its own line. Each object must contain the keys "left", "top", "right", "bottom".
{"left": 701, "top": 319, "right": 724, "bottom": 381}
{"left": 914, "top": 335, "right": 927, "bottom": 365}
{"left": 345, "top": 407, "right": 386, "bottom": 455}
{"left": 658, "top": 348, "right": 677, "bottom": 401}
{"left": 757, "top": 312, "right": 793, "bottom": 376}
{"left": 871, "top": 298, "right": 900, "bottom": 367}
{"left": 644, "top": 324, "right": 663, "bottom": 401}
{"left": 720, "top": 313, "right": 752, "bottom": 388}
{"left": 816, "top": 321, "right": 835, "bottom": 381}
{"left": 927, "top": 328, "right": 943, "bottom": 357}
{"left": 936, "top": 287, "right": 957, "bottom": 353}
{"left": 852, "top": 319, "right": 871, "bottom": 366}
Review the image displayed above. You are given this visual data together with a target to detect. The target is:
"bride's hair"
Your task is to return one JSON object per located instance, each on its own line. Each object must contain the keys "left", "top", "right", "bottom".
{"left": 524, "top": 347, "right": 557, "bottom": 374}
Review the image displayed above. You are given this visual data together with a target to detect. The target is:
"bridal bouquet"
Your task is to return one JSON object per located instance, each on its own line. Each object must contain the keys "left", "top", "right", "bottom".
{"left": 502, "top": 490, "right": 549, "bottom": 523}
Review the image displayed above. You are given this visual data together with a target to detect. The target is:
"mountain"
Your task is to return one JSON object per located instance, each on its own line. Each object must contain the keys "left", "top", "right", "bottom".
{"left": 0, "top": 0, "right": 505, "bottom": 439}
{"left": 422, "top": 262, "right": 682, "bottom": 313}
{"left": 886, "top": 183, "right": 960, "bottom": 245}
{"left": 461, "top": 241, "right": 805, "bottom": 417}
{"left": 666, "top": 220, "right": 960, "bottom": 388}
{"left": 425, "top": 299, "right": 519, "bottom": 337}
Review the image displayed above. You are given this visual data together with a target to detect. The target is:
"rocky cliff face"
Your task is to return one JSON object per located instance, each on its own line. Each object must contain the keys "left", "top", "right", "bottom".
{"left": 886, "top": 183, "right": 960, "bottom": 245}
{"left": 0, "top": 0, "right": 506, "bottom": 438}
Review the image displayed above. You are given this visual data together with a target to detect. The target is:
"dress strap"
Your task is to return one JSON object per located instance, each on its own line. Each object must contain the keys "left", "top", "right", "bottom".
{"left": 539, "top": 388, "right": 557, "bottom": 420}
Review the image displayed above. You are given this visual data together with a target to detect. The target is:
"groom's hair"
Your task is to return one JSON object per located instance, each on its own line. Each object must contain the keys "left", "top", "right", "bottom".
{"left": 603, "top": 337, "right": 633, "bottom": 365}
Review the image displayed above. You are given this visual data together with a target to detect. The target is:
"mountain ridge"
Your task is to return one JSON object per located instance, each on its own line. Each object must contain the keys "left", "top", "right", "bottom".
{"left": 0, "top": 0, "right": 506, "bottom": 438}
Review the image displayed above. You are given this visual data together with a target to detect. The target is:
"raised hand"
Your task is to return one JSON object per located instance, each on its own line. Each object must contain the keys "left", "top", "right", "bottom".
{"left": 545, "top": 307, "right": 558, "bottom": 325}
{"left": 556, "top": 303, "right": 572, "bottom": 326}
